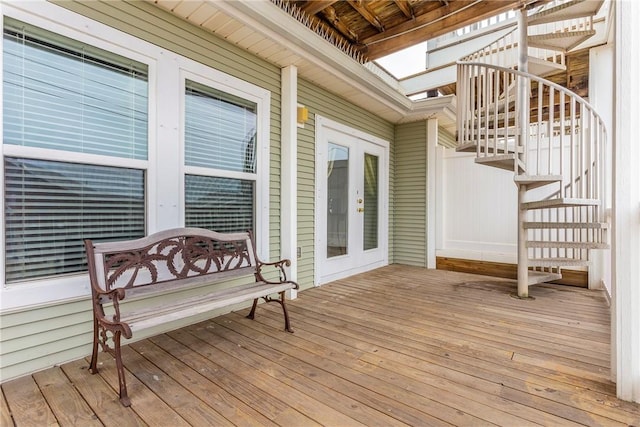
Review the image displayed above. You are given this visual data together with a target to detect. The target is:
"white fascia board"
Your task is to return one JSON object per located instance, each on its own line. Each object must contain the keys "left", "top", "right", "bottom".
{"left": 209, "top": 0, "right": 412, "bottom": 114}
{"left": 403, "top": 94, "right": 457, "bottom": 126}
{"left": 400, "top": 64, "right": 457, "bottom": 96}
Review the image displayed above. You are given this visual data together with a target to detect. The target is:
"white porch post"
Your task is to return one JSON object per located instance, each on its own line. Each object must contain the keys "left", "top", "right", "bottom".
{"left": 516, "top": 8, "right": 530, "bottom": 298}
{"left": 426, "top": 118, "right": 438, "bottom": 269}
{"left": 613, "top": 0, "right": 640, "bottom": 403}
{"left": 281, "top": 65, "right": 298, "bottom": 298}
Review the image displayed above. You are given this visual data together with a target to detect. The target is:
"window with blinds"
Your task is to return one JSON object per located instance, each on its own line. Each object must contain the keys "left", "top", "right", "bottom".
{"left": 185, "top": 175, "right": 253, "bottom": 232}
{"left": 2, "top": 18, "right": 148, "bottom": 283}
{"left": 184, "top": 80, "right": 257, "bottom": 233}
{"left": 4, "top": 159, "right": 145, "bottom": 282}
{"left": 3, "top": 18, "right": 148, "bottom": 158}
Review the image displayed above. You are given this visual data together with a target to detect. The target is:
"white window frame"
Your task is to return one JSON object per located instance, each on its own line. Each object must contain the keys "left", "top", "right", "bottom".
{"left": 0, "top": 1, "right": 270, "bottom": 311}
{"left": 178, "top": 67, "right": 270, "bottom": 256}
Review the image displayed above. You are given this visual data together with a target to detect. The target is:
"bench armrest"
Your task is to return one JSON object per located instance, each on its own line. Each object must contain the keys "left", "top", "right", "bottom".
{"left": 256, "top": 259, "right": 299, "bottom": 289}
{"left": 93, "top": 287, "right": 133, "bottom": 339}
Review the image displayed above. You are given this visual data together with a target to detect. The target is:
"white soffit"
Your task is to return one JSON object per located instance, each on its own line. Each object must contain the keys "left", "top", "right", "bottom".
{"left": 150, "top": 0, "right": 454, "bottom": 125}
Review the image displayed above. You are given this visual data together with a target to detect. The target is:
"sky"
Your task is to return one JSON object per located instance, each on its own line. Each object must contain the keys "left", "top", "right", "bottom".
{"left": 374, "top": 41, "right": 429, "bottom": 79}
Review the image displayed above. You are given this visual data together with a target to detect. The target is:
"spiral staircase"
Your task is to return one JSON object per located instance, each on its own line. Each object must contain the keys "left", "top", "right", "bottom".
{"left": 456, "top": 0, "right": 609, "bottom": 298}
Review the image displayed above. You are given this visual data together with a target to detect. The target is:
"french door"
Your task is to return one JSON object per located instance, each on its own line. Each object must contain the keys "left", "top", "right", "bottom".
{"left": 315, "top": 120, "right": 388, "bottom": 285}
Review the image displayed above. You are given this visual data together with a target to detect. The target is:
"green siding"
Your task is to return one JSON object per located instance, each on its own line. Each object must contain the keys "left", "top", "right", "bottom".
{"left": 1, "top": 0, "right": 284, "bottom": 382}
{"left": 439, "top": 126, "right": 457, "bottom": 149}
{"left": 296, "top": 78, "right": 395, "bottom": 289}
{"left": 394, "top": 121, "right": 427, "bottom": 266}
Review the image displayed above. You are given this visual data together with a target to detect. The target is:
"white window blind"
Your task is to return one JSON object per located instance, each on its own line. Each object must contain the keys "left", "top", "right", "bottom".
{"left": 3, "top": 18, "right": 148, "bottom": 159}
{"left": 184, "top": 80, "right": 257, "bottom": 233}
{"left": 185, "top": 175, "right": 254, "bottom": 233}
{"left": 184, "top": 80, "right": 256, "bottom": 172}
{"left": 2, "top": 18, "right": 148, "bottom": 283}
{"left": 4, "top": 158, "right": 145, "bottom": 282}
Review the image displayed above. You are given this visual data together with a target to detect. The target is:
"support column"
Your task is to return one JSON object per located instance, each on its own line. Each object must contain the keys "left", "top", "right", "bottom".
{"left": 426, "top": 119, "right": 438, "bottom": 269}
{"left": 516, "top": 9, "right": 530, "bottom": 298}
{"left": 613, "top": 0, "right": 640, "bottom": 403}
{"left": 517, "top": 185, "right": 528, "bottom": 298}
{"left": 281, "top": 66, "right": 298, "bottom": 298}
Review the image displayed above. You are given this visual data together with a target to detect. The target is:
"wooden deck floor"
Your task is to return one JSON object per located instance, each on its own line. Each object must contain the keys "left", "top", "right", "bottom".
{"left": 3, "top": 265, "right": 640, "bottom": 426}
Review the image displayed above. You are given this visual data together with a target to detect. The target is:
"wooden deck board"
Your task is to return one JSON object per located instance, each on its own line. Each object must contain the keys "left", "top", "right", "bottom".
{"left": 306, "top": 282, "right": 612, "bottom": 368}
{"left": 128, "top": 338, "right": 278, "bottom": 427}
{"left": 204, "top": 317, "right": 456, "bottom": 426}
{"left": 1, "top": 387, "right": 14, "bottom": 427}
{"left": 2, "top": 266, "right": 640, "bottom": 427}
{"left": 255, "top": 303, "right": 629, "bottom": 426}
{"left": 32, "top": 367, "right": 102, "bottom": 426}
{"left": 164, "top": 327, "right": 409, "bottom": 427}
{"left": 1, "top": 375, "right": 59, "bottom": 426}
{"left": 59, "top": 359, "right": 145, "bottom": 427}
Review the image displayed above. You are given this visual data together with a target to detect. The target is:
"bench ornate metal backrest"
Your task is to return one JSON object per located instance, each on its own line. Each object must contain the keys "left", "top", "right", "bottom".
{"left": 84, "top": 227, "right": 297, "bottom": 406}
{"left": 90, "top": 228, "right": 257, "bottom": 297}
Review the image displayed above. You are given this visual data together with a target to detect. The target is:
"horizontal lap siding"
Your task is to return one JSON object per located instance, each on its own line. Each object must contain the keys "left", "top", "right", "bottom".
{"left": 0, "top": 0, "right": 283, "bottom": 382}
{"left": 394, "top": 121, "right": 427, "bottom": 266}
{"left": 439, "top": 127, "right": 457, "bottom": 149}
{"left": 297, "top": 79, "right": 395, "bottom": 290}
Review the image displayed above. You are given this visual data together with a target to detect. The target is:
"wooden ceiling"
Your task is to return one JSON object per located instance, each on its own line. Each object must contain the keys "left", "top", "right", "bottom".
{"left": 283, "top": 0, "right": 545, "bottom": 60}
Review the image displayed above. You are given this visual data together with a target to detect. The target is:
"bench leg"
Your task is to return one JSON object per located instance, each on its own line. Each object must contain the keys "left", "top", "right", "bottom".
{"left": 89, "top": 317, "right": 100, "bottom": 374}
{"left": 113, "top": 331, "right": 131, "bottom": 407}
{"left": 246, "top": 298, "right": 259, "bottom": 320}
{"left": 278, "top": 291, "right": 294, "bottom": 333}
{"left": 246, "top": 292, "right": 294, "bottom": 333}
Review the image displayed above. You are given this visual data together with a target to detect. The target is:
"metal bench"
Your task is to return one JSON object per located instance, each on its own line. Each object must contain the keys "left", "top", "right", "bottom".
{"left": 84, "top": 227, "right": 298, "bottom": 406}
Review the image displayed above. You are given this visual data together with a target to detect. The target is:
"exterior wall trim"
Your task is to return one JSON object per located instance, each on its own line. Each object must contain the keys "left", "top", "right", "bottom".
{"left": 281, "top": 65, "right": 298, "bottom": 298}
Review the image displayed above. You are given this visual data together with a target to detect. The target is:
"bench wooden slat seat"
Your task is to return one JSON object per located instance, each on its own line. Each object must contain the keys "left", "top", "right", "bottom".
{"left": 84, "top": 227, "right": 298, "bottom": 407}
{"left": 119, "top": 281, "right": 296, "bottom": 332}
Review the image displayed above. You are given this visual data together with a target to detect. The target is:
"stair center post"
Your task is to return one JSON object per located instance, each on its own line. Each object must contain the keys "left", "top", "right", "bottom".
{"left": 517, "top": 8, "right": 530, "bottom": 298}
{"left": 517, "top": 184, "right": 529, "bottom": 298}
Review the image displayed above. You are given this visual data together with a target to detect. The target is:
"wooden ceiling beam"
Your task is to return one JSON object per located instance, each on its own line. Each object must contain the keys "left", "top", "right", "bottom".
{"left": 321, "top": 6, "right": 359, "bottom": 41}
{"left": 347, "top": 0, "right": 385, "bottom": 32}
{"left": 300, "top": 0, "right": 339, "bottom": 16}
{"left": 393, "top": 0, "right": 414, "bottom": 19}
{"left": 361, "top": 0, "right": 523, "bottom": 60}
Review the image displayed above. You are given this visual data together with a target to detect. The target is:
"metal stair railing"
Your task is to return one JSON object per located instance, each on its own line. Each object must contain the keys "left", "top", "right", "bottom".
{"left": 529, "top": 14, "right": 594, "bottom": 36}
{"left": 457, "top": 62, "right": 606, "bottom": 200}
{"left": 457, "top": 61, "right": 608, "bottom": 253}
{"left": 459, "top": 27, "right": 519, "bottom": 67}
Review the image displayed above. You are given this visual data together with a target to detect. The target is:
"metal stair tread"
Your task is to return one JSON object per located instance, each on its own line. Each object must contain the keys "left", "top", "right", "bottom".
{"left": 456, "top": 141, "right": 522, "bottom": 154}
{"left": 523, "top": 221, "right": 609, "bottom": 229}
{"left": 526, "top": 56, "right": 567, "bottom": 76}
{"left": 527, "top": 270, "right": 562, "bottom": 286}
{"left": 521, "top": 197, "right": 600, "bottom": 210}
{"left": 475, "top": 154, "right": 525, "bottom": 173}
{"left": 514, "top": 174, "right": 562, "bottom": 189}
{"left": 528, "top": 30, "right": 596, "bottom": 52}
{"left": 528, "top": 0, "right": 604, "bottom": 25}
{"left": 528, "top": 257, "right": 590, "bottom": 267}
{"left": 526, "top": 240, "right": 609, "bottom": 249}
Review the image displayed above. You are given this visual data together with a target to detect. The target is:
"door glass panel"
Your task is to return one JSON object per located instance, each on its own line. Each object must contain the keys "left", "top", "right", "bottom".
{"left": 363, "top": 153, "right": 379, "bottom": 251}
{"left": 327, "top": 143, "right": 349, "bottom": 258}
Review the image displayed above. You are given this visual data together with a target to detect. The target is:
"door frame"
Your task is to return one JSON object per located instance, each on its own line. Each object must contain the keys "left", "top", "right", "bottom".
{"left": 314, "top": 115, "right": 389, "bottom": 285}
